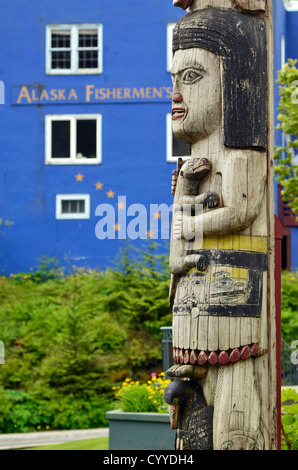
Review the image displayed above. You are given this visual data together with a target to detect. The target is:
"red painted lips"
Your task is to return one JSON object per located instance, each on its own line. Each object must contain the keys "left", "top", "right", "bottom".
{"left": 172, "top": 107, "right": 186, "bottom": 120}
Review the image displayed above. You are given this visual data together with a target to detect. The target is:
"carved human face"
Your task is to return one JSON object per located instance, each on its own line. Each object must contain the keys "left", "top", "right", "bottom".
{"left": 171, "top": 48, "right": 221, "bottom": 144}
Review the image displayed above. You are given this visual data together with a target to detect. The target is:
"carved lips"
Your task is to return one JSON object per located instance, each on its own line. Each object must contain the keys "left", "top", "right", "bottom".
{"left": 172, "top": 107, "right": 186, "bottom": 120}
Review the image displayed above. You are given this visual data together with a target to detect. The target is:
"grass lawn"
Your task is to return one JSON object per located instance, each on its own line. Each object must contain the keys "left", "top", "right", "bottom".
{"left": 27, "top": 436, "right": 109, "bottom": 450}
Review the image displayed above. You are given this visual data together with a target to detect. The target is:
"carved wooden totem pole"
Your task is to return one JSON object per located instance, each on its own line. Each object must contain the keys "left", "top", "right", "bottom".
{"left": 164, "top": 0, "right": 277, "bottom": 450}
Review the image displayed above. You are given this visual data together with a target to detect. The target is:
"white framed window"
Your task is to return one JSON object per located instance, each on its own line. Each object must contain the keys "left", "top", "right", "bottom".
{"left": 56, "top": 194, "right": 90, "bottom": 219}
{"left": 167, "top": 23, "right": 176, "bottom": 72}
{"left": 46, "top": 24, "right": 103, "bottom": 74}
{"left": 166, "top": 114, "right": 191, "bottom": 163}
{"left": 45, "top": 114, "right": 102, "bottom": 165}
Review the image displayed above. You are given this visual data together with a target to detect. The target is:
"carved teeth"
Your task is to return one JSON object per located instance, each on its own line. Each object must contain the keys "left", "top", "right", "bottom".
{"left": 179, "top": 349, "right": 184, "bottom": 364}
{"left": 172, "top": 344, "right": 260, "bottom": 366}
{"left": 229, "top": 348, "right": 241, "bottom": 363}
{"left": 251, "top": 343, "right": 259, "bottom": 356}
{"left": 197, "top": 351, "right": 208, "bottom": 365}
{"left": 240, "top": 345, "right": 251, "bottom": 360}
{"left": 219, "top": 350, "right": 229, "bottom": 365}
{"left": 190, "top": 350, "right": 198, "bottom": 364}
{"left": 208, "top": 351, "right": 218, "bottom": 365}
{"left": 183, "top": 349, "right": 190, "bottom": 364}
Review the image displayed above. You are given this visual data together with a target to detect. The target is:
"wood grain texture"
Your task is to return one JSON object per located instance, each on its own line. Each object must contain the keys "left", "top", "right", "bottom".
{"left": 166, "top": 1, "right": 277, "bottom": 450}
{"left": 188, "top": 0, "right": 266, "bottom": 11}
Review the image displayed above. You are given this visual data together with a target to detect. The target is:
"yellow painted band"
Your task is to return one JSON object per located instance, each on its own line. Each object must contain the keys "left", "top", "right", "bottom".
{"left": 192, "top": 235, "right": 268, "bottom": 253}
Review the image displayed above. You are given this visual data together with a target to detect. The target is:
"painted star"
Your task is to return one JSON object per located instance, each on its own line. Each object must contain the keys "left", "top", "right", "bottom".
{"left": 154, "top": 211, "right": 162, "bottom": 219}
{"left": 147, "top": 230, "right": 154, "bottom": 238}
{"left": 95, "top": 181, "right": 103, "bottom": 190}
{"left": 117, "top": 201, "right": 125, "bottom": 209}
{"left": 106, "top": 189, "right": 115, "bottom": 198}
{"left": 114, "top": 223, "right": 121, "bottom": 232}
{"left": 75, "top": 173, "right": 84, "bottom": 182}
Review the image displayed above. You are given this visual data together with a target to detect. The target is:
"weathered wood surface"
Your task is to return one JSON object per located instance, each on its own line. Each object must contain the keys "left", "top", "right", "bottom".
{"left": 165, "top": 1, "right": 277, "bottom": 451}
{"left": 174, "top": 0, "right": 266, "bottom": 11}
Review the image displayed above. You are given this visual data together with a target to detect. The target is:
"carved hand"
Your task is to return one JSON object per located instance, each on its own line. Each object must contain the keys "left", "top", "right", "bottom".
{"left": 173, "top": 210, "right": 183, "bottom": 240}
{"left": 204, "top": 192, "right": 220, "bottom": 209}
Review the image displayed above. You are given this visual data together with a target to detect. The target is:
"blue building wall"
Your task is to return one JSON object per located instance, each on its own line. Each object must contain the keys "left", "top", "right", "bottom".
{"left": 0, "top": 0, "right": 297, "bottom": 274}
{"left": 0, "top": 0, "right": 184, "bottom": 273}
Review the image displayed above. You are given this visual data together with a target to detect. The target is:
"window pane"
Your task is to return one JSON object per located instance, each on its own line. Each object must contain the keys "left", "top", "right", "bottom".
{"left": 78, "top": 200, "right": 85, "bottom": 213}
{"left": 76, "top": 120, "right": 97, "bottom": 159}
{"left": 51, "top": 30, "right": 71, "bottom": 48}
{"left": 79, "top": 30, "right": 98, "bottom": 48}
{"left": 51, "top": 51, "right": 71, "bottom": 69}
{"left": 78, "top": 50, "right": 98, "bottom": 69}
{"left": 173, "top": 133, "right": 191, "bottom": 157}
{"left": 52, "top": 121, "right": 71, "bottom": 158}
{"left": 61, "top": 199, "right": 85, "bottom": 214}
{"left": 61, "top": 200, "right": 70, "bottom": 213}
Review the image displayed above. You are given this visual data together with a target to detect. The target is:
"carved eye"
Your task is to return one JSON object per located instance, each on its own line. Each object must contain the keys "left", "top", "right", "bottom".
{"left": 182, "top": 70, "right": 203, "bottom": 83}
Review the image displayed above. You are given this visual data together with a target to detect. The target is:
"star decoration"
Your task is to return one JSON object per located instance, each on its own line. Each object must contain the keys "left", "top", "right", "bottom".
{"left": 75, "top": 173, "right": 84, "bottom": 182}
{"left": 107, "top": 189, "right": 115, "bottom": 199}
{"left": 147, "top": 230, "right": 154, "bottom": 238}
{"left": 95, "top": 181, "right": 103, "bottom": 190}
{"left": 117, "top": 201, "right": 125, "bottom": 209}
{"left": 154, "top": 211, "right": 162, "bottom": 219}
{"left": 114, "top": 223, "right": 121, "bottom": 232}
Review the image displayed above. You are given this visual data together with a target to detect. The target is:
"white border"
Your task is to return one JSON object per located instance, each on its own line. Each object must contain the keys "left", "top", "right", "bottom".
{"left": 56, "top": 194, "right": 90, "bottom": 219}
{"left": 46, "top": 24, "right": 103, "bottom": 75}
{"left": 45, "top": 114, "right": 102, "bottom": 165}
{"left": 167, "top": 23, "right": 176, "bottom": 72}
{"left": 166, "top": 113, "right": 190, "bottom": 163}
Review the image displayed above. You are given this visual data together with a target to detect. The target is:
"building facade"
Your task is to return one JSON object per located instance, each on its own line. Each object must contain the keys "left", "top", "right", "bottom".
{"left": 0, "top": 0, "right": 297, "bottom": 274}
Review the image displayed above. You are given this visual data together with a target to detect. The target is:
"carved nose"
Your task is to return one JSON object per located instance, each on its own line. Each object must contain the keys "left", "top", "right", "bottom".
{"left": 173, "top": 93, "right": 183, "bottom": 103}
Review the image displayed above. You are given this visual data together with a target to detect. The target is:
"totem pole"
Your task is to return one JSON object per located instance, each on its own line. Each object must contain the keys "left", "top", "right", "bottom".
{"left": 164, "top": 0, "right": 277, "bottom": 450}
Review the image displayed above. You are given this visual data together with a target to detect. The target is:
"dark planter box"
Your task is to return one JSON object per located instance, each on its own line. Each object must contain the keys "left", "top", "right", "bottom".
{"left": 106, "top": 410, "right": 176, "bottom": 450}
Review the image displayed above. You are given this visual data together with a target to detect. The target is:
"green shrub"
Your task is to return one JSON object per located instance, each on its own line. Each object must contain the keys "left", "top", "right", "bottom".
{"left": 113, "top": 372, "right": 170, "bottom": 414}
{"left": 280, "top": 271, "right": 298, "bottom": 345}
{"left": 0, "top": 242, "right": 171, "bottom": 432}
{"left": 281, "top": 388, "right": 298, "bottom": 450}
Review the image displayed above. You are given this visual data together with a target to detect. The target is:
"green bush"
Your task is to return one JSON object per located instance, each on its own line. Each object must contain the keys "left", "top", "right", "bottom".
{"left": 0, "top": 242, "right": 171, "bottom": 433}
{"left": 280, "top": 270, "right": 298, "bottom": 345}
{"left": 281, "top": 388, "right": 298, "bottom": 450}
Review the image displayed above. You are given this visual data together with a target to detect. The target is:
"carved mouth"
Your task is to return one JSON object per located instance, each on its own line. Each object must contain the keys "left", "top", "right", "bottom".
{"left": 172, "top": 107, "right": 186, "bottom": 120}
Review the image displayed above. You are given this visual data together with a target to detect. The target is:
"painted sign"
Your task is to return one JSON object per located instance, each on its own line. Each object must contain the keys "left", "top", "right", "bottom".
{"left": 12, "top": 83, "right": 173, "bottom": 105}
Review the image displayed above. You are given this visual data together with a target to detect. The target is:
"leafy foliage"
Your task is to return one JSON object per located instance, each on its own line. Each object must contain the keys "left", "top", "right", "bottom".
{"left": 113, "top": 372, "right": 171, "bottom": 414}
{"left": 280, "top": 270, "right": 298, "bottom": 345}
{"left": 0, "top": 242, "right": 171, "bottom": 432}
{"left": 275, "top": 59, "right": 298, "bottom": 214}
{"left": 281, "top": 388, "right": 298, "bottom": 450}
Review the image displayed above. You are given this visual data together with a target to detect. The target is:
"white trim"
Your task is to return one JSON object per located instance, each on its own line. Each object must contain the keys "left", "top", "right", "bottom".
{"left": 281, "top": 34, "right": 286, "bottom": 68}
{"left": 46, "top": 24, "right": 103, "bottom": 75}
{"left": 167, "top": 23, "right": 176, "bottom": 72}
{"left": 45, "top": 114, "right": 102, "bottom": 165}
{"left": 56, "top": 194, "right": 90, "bottom": 220}
{"left": 166, "top": 113, "right": 190, "bottom": 163}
